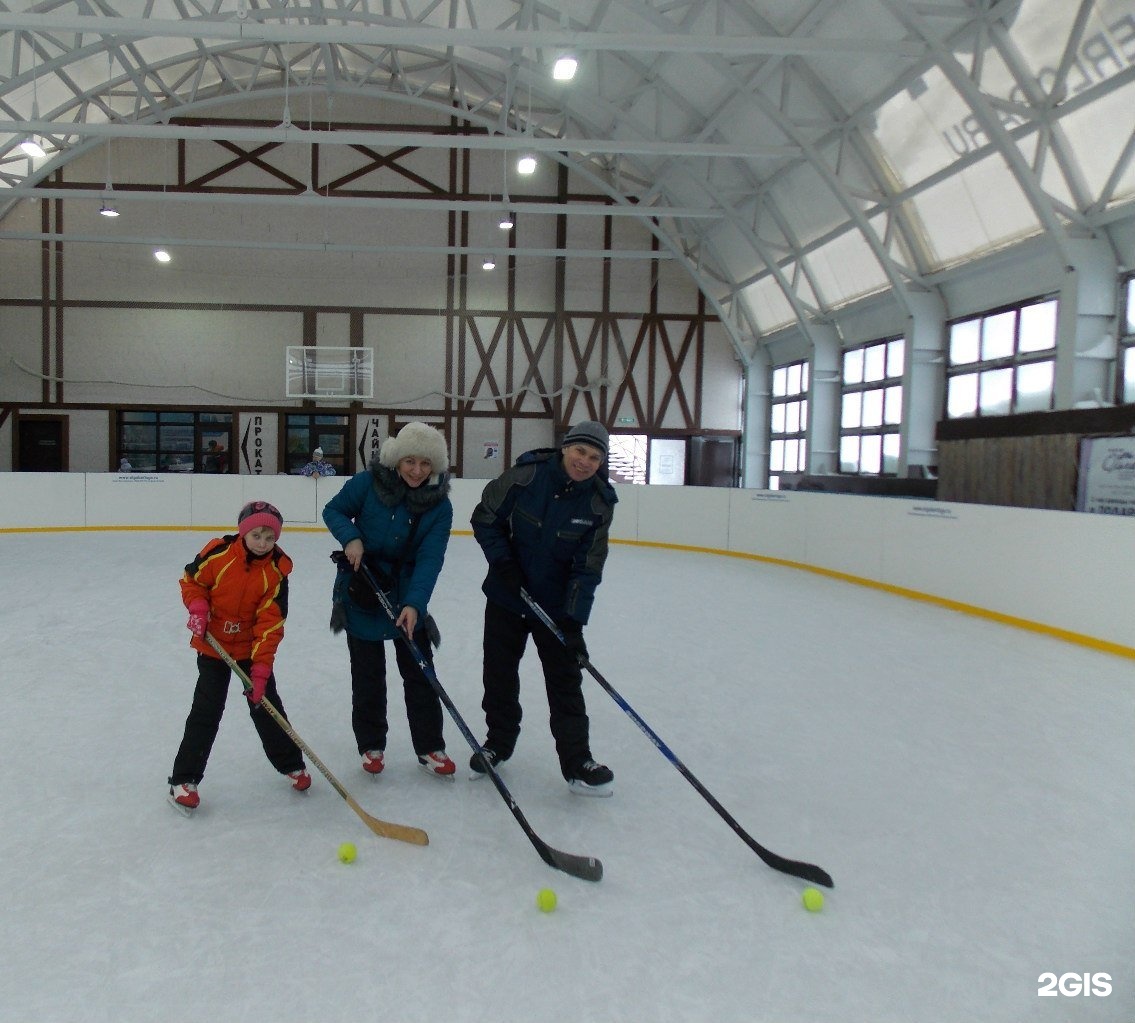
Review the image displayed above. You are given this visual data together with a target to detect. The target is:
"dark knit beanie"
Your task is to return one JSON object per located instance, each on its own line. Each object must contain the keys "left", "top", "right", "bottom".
{"left": 562, "top": 421, "right": 609, "bottom": 459}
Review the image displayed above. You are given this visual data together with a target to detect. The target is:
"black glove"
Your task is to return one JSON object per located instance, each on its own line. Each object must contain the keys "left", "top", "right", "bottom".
{"left": 494, "top": 558, "right": 524, "bottom": 595}
{"left": 560, "top": 619, "right": 588, "bottom": 661}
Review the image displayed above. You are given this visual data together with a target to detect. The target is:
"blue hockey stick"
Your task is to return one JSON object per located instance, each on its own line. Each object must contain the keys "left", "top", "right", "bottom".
{"left": 521, "top": 589, "right": 833, "bottom": 889}
{"left": 342, "top": 556, "right": 603, "bottom": 882}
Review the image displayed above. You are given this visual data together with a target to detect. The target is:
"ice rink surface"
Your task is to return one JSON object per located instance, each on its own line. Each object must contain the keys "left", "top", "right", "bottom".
{"left": 1, "top": 528, "right": 1131, "bottom": 1022}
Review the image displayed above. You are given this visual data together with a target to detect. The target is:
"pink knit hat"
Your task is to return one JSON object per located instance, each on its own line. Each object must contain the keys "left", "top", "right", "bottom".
{"left": 237, "top": 500, "right": 283, "bottom": 541}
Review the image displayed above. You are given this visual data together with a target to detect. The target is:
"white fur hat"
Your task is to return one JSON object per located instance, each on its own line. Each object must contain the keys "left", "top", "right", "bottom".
{"left": 379, "top": 422, "right": 449, "bottom": 472}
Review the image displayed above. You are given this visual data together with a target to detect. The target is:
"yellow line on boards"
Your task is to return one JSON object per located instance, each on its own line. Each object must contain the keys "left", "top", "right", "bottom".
{"left": 2, "top": 525, "right": 1131, "bottom": 661}
{"left": 613, "top": 537, "right": 1135, "bottom": 662}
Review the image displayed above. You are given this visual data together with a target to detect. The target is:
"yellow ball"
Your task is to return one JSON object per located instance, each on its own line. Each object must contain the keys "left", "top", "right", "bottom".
{"left": 536, "top": 888, "right": 557, "bottom": 913}
{"left": 338, "top": 842, "right": 357, "bottom": 864}
{"left": 802, "top": 887, "right": 824, "bottom": 912}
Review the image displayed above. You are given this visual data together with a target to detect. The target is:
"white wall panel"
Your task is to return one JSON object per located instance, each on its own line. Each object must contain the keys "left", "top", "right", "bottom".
{"left": 1, "top": 475, "right": 1131, "bottom": 651}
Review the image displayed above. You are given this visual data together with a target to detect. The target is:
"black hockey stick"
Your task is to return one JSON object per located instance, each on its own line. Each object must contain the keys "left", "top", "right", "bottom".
{"left": 205, "top": 633, "right": 429, "bottom": 846}
{"left": 343, "top": 555, "right": 602, "bottom": 882}
{"left": 521, "top": 590, "right": 833, "bottom": 889}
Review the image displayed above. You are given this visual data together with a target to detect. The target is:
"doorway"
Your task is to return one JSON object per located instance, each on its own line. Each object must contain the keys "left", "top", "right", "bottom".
{"left": 16, "top": 415, "right": 67, "bottom": 471}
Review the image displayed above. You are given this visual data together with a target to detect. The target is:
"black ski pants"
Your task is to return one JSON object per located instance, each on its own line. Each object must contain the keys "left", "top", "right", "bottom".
{"left": 480, "top": 600, "right": 591, "bottom": 780}
{"left": 169, "top": 653, "right": 304, "bottom": 786}
{"left": 346, "top": 631, "right": 445, "bottom": 757}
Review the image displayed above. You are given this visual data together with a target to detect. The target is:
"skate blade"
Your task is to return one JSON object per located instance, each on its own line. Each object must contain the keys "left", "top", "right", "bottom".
{"left": 167, "top": 794, "right": 197, "bottom": 817}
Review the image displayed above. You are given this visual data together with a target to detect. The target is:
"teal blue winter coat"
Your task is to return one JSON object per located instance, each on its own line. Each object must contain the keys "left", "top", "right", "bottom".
{"left": 322, "top": 462, "right": 453, "bottom": 641}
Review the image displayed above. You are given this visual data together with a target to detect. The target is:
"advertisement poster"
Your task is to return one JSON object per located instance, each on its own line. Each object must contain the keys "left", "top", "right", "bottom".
{"left": 1075, "top": 435, "right": 1135, "bottom": 515}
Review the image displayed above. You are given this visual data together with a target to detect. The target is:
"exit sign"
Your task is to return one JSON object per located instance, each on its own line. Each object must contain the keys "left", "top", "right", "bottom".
{"left": 617, "top": 416, "right": 636, "bottom": 424}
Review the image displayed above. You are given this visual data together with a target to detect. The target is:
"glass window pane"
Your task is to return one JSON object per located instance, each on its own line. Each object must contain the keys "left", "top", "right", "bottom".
{"left": 841, "top": 392, "right": 862, "bottom": 428}
{"left": 1015, "top": 360, "right": 1054, "bottom": 412}
{"left": 200, "top": 413, "right": 233, "bottom": 424}
{"left": 863, "top": 344, "right": 886, "bottom": 382}
{"left": 785, "top": 401, "right": 800, "bottom": 434}
{"left": 860, "top": 434, "right": 882, "bottom": 473}
{"left": 800, "top": 362, "right": 810, "bottom": 392}
{"left": 161, "top": 412, "right": 194, "bottom": 424}
{"left": 770, "top": 439, "right": 785, "bottom": 472}
{"left": 121, "top": 424, "right": 155, "bottom": 449}
{"left": 200, "top": 432, "right": 230, "bottom": 473}
{"left": 122, "top": 411, "right": 156, "bottom": 424}
{"left": 160, "top": 425, "right": 194, "bottom": 452}
{"left": 883, "top": 385, "right": 903, "bottom": 424}
{"left": 1127, "top": 279, "right": 1135, "bottom": 335}
{"left": 950, "top": 319, "right": 981, "bottom": 365}
{"left": 784, "top": 438, "right": 799, "bottom": 472}
{"left": 981, "top": 311, "right": 1016, "bottom": 360}
{"left": 979, "top": 367, "right": 1013, "bottom": 415}
{"left": 786, "top": 363, "right": 802, "bottom": 396}
{"left": 886, "top": 338, "right": 905, "bottom": 377}
{"left": 882, "top": 433, "right": 900, "bottom": 474}
{"left": 948, "top": 373, "right": 979, "bottom": 417}
{"left": 843, "top": 348, "right": 864, "bottom": 385}
{"left": 798, "top": 399, "right": 808, "bottom": 431}
{"left": 771, "top": 403, "right": 786, "bottom": 433}
{"left": 840, "top": 435, "right": 860, "bottom": 473}
{"left": 1124, "top": 348, "right": 1135, "bottom": 403}
{"left": 1018, "top": 300, "right": 1057, "bottom": 353}
{"left": 772, "top": 367, "right": 788, "bottom": 397}
{"left": 862, "top": 388, "right": 884, "bottom": 428}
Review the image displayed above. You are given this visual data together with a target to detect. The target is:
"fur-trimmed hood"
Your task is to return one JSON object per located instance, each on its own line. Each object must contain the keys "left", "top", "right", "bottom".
{"left": 368, "top": 461, "right": 451, "bottom": 515}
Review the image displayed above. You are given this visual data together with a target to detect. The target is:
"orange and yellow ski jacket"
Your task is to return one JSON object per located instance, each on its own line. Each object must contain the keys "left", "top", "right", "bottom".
{"left": 180, "top": 534, "right": 292, "bottom": 669}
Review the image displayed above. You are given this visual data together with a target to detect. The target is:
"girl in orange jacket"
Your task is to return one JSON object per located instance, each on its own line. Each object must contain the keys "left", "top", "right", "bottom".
{"left": 168, "top": 501, "right": 310, "bottom": 814}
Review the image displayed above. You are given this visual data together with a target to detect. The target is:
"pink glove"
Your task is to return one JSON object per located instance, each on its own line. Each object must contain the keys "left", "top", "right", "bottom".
{"left": 248, "top": 663, "right": 271, "bottom": 705}
{"left": 186, "top": 599, "right": 209, "bottom": 638}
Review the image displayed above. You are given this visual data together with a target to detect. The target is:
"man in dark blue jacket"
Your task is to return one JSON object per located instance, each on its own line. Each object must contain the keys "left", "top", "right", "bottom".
{"left": 470, "top": 421, "right": 618, "bottom": 795}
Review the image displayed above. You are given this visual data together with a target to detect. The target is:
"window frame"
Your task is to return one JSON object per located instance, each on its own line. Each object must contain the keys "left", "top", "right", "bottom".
{"left": 944, "top": 295, "right": 1058, "bottom": 420}
{"left": 116, "top": 410, "right": 233, "bottom": 473}
{"left": 768, "top": 358, "right": 809, "bottom": 490}
{"left": 839, "top": 336, "right": 905, "bottom": 475}
{"left": 1116, "top": 275, "right": 1135, "bottom": 405}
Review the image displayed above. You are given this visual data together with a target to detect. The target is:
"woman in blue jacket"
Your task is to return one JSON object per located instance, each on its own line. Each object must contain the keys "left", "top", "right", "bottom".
{"left": 323, "top": 422, "right": 455, "bottom": 778}
{"left": 470, "top": 421, "right": 618, "bottom": 795}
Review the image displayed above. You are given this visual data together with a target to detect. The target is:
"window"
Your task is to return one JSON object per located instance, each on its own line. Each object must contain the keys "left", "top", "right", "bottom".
{"left": 945, "top": 297, "right": 1057, "bottom": 418}
{"left": 768, "top": 359, "right": 809, "bottom": 489}
{"left": 285, "top": 414, "right": 350, "bottom": 475}
{"left": 608, "top": 434, "right": 648, "bottom": 484}
{"left": 118, "top": 411, "right": 232, "bottom": 473}
{"left": 1117, "top": 276, "right": 1135, "bottom": 404}
{"left": 607, "top": 435, "right": 686, "bottom": 485}
{"left": 840, "top": 337, "right": 904, "bottom": 474}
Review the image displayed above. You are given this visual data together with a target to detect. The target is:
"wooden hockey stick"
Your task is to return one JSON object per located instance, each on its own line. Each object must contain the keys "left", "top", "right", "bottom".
{"left": 205, "top": 633, "right": 429, "bottom": 846}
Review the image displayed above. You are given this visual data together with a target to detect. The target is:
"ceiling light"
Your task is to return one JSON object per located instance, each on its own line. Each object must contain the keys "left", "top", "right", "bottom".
{"left": 99, "top": 201, "right": 119, "bottom": 218}
{"left": 19, "top": 137, "right": 46, "bottom": 159}
{"left": 553, "top": 55, "right": 578, "bottom": 81}
{"left": 482, "top": 255, "right": 496, "bottom": 270}
{"left": 153, "top": 247, "right": 172, "bottom": 263}
{"left": 498, "top": 209, "right": 515, "bottom": 230}
{"left": 517, "top": 154, "right": 537, "bottom": 175}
